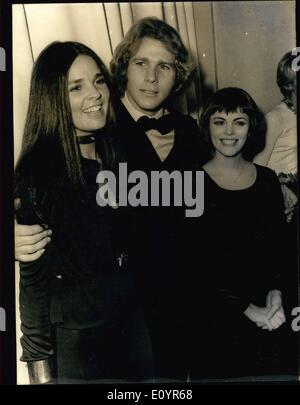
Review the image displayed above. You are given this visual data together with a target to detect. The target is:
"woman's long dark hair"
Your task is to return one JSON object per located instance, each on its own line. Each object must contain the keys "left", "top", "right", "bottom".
{"left": 15, "top": 41, "right": 120, "bottom": 222}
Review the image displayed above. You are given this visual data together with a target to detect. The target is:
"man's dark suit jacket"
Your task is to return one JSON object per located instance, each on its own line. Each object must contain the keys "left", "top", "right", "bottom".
{"left": 114, "top": 100, "right": 206, "bottom": 379}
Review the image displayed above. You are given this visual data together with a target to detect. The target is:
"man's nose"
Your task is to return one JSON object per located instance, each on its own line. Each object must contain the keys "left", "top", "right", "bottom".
{"left": 145, "top": 65, "right": 158, "bottom": 83}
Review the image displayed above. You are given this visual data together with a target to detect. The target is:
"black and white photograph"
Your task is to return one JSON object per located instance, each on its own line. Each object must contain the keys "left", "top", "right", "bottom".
{"left": 1, "top": 0, "right": 299, "bottom": 386}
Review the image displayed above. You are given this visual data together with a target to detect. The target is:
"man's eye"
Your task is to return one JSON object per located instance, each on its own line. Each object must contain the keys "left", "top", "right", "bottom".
{"left": 135, "top": 61, "right": 145, "bottom": 66}
{"left": 160, "top": 64, "right": 170, "bottom": 71}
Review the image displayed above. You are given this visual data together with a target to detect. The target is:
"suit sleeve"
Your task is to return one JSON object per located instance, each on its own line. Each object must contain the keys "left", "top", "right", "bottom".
{"left": 16, "top": 185, "right": 54, "bottom": 362}
{"left": 184, "top": 116, "right": 209, "bottom": 168}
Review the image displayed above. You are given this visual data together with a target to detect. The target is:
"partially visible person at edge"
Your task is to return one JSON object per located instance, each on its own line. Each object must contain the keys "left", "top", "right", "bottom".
{"left": 254, "top": 50, "right": 297, "bottom": 224}
{"left": 14, "top": 17, "right": 205, "bottom": 381}
{"left": 14, "top": 41, "right": 154, "bottom": 384}
{"left": 253, "top": 52, "right": 298, "bottom": 369}
{"left": 187, "top": 87, "right": 289, "bottom": 379}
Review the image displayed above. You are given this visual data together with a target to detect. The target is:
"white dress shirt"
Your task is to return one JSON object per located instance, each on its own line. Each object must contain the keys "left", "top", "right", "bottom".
{"left": 121, "top": 92, "right": 175, "bottom": 162}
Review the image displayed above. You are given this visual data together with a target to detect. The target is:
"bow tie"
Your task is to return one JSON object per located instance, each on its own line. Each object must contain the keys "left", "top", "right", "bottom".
{"left": 136, "top": 114, "right": 175, "bottom": 135}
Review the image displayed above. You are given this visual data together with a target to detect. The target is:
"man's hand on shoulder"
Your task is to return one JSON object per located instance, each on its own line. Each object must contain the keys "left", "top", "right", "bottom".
{"left": 15, "top": 221, "right": 52, "bottom": 262}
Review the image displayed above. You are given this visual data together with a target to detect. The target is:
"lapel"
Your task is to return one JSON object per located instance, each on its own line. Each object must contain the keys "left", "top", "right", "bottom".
{"left": 115, "top": 100, "right": 155, "bottom": 167}
{"left": 115, "top": 100, "right": 186, "bottom": 171}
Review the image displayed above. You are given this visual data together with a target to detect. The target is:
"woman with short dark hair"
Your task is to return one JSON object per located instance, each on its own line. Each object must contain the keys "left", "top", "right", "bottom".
{"left": 189, "top": 87, "right": 287, "bottom": 379}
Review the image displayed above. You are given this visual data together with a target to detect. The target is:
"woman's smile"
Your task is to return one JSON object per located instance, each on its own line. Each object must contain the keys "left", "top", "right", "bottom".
{"left": 209, "top": 109, "right": 250, "bottom": 157}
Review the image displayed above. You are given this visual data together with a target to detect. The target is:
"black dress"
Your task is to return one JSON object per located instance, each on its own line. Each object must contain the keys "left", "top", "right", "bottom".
{"left": 188, "top": 164, "right": 297, "bottom": 379}
{"left": 17, "top": 157, "right": 153, "bottom": 383}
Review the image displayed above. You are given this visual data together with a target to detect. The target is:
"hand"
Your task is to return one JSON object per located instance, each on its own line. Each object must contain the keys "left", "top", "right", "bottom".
{"left": 15, "top": 221, "right": 52, "bottom": 262}
{"left": 281, "top": 184, "right": 297, "bottom": 223}
{"left": 256, "top": 290, "right": 286, "bottom": 330}
{"left": 266, "top": 290, "right": 285, "bottom": 328}
{"left": 244, "top": 304, "right": 275, "bottom": 331}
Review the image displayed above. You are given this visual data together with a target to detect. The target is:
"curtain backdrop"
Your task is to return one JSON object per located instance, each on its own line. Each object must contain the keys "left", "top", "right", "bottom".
{"left": 13, "top": 2, "right": 295, "bottom": 162}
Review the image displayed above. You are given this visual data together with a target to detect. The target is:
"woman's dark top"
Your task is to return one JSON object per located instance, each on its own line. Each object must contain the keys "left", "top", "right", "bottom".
{"left": 16, "top": 157, "right": 136, "bottom": 362}
{"left": 189, "top": 164, "right": 286, "bottom": 317}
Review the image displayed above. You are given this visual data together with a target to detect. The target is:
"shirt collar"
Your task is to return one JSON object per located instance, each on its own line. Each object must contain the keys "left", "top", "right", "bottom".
{"left": 121, "top": 91, "right": 164, "bottom": 122}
